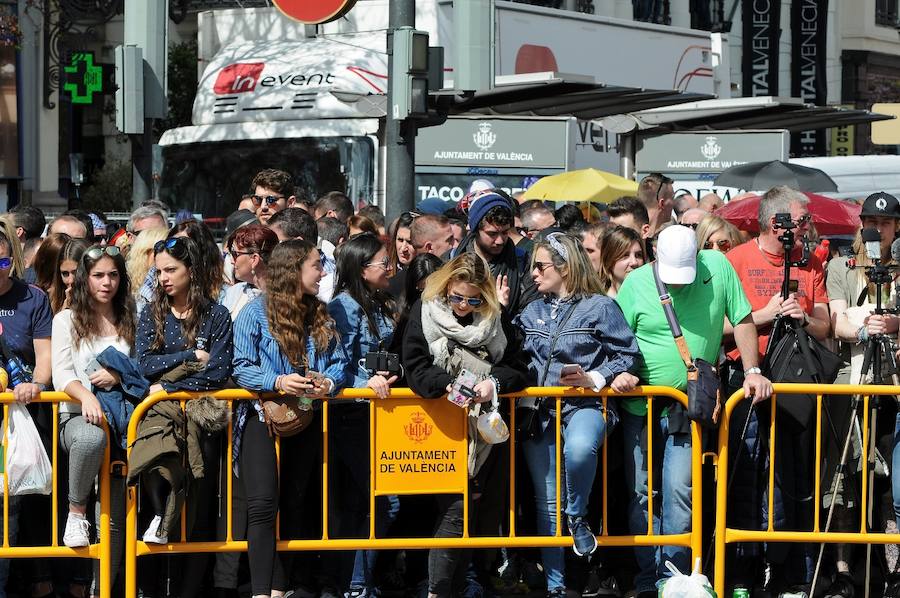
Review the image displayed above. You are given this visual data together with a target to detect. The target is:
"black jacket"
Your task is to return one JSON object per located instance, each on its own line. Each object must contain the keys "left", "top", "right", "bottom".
{"left": 454, "top": 234, "right": 539, "bottom": 316}
{"left": 401, "top": 299, "right": 530, "bottom": 399}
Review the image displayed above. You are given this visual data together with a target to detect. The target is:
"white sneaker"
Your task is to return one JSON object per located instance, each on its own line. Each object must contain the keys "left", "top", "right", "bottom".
{"left": 142, "top": 515, "right": 168, "bottom": 544}
{"left": 63, "top": 513, "right": 90, "bottom": 548}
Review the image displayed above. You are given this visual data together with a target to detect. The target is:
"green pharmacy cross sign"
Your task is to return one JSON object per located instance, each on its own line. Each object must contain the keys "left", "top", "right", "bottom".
{"left": 63, "top": 51, "right": 103, "bottom": 104}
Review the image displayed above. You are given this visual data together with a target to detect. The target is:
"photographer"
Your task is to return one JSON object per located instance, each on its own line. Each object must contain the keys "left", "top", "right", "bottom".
{"left": 824, "top": 192, "right": 900, "bottom": 597}
{"left": 724, "top": 186, "right": 829, "bottom": 595}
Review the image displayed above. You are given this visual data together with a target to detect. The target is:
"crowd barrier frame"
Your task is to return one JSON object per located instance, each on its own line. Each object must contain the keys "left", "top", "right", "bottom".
{"left": 0, "top": 392, "right": 112, "bottom": 598}
{"left": 713, "top": 383, "right": 900, "bottom": 598}
{"left": 124, "top": 386, "right": 703, "bottom": 598}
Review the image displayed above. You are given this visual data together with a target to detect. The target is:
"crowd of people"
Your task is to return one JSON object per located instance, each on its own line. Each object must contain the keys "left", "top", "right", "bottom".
{"left": 0, "top": 169, "right": 896, "bottom": 598}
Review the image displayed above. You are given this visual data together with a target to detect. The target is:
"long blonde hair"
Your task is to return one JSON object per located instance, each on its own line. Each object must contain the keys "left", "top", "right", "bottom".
{"left": 421, "top": 253, "right": 501, "bottom": 320}
{"left": 532, "top": 232, "right": 603, "bottom": 296}
{"left": 126, "top": 227, "right": 168, "bottom": 299}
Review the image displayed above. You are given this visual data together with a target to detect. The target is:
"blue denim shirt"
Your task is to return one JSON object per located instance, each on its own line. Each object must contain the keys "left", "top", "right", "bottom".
{"left": 328, "top": 291, "right": 395, "bottom": 389}
{"left": 515, "top": 293, "right": 641, "bottom": 426}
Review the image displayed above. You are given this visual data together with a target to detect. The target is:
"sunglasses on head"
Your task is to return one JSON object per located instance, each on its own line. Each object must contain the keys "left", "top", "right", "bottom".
{"left": 154, "top": 238, "right": 187, "bottom": 255}
{"left": 448, "top": 293, "right": 483, "bottom": 307}
{"left": 84, "top": 245, "right": 121, "bottom": 261}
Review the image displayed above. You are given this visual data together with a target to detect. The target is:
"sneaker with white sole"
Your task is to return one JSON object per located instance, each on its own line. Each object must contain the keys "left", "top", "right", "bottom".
{"left": 142, "top": 514, "right": 168, "bottom": 544}
{"left": 568, "top": 516, "right": 598, "bottom": 557}
{"left": 63, "top": 513, "right": 90, "bottom": 548}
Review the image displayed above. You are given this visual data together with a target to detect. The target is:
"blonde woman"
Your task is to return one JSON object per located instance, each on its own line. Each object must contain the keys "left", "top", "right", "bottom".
{"left": 695, "top": 214, "right": 742, "bottom": 254}
{"left": 515, "top": 233, "right": 640, "bottom": 592}
{"left": 125, "top": 226, "right": 167, "bottom": 314}
{"left": 401, "top": 252, "right": 528, "bottom": 598}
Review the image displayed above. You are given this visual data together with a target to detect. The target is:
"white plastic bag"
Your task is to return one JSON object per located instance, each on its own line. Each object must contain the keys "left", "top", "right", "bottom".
{"left": 477, "top": 396, "right": 509, "bottom": 445}
{"left": 0, "top": 404, "right": 52, "bottom": 495}
{"left": 659, "top": 559, "right": 717, "bottom": 598}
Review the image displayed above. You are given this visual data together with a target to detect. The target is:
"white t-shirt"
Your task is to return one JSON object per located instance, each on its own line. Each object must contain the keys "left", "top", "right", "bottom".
{"left": 51, "top": 309, "right": 132, "bottom": 414}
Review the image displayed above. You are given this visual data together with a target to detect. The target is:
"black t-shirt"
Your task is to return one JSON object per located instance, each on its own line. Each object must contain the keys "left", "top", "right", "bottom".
{"left": 0, "top": 279, "right": 53, "bottom": 368}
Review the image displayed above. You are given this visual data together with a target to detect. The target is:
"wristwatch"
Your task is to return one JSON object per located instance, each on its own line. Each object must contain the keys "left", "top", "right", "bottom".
{"left": 743, "top": 367, "right": 762, "bottom": 376}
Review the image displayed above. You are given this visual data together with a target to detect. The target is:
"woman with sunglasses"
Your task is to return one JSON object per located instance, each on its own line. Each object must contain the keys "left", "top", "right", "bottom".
{"left": 597, "top": 226, "right": 645, "bottom": 299}
{"left": 327, "top": 233, "right": 400, "bottom": 597}
{"left": 516, "top": 232, "right": 640, "bottom": 594}
{"left": 222, "top": 224, "right": 279, "bottom": 319}
{"left": 133, "top": 237, "right": 233, "bottom": 546}
{"left": 49, "top": 237, "right": 92, "bottom": 313}
{"left": 51, "top": 244, "right": 135, "bottom": 594}
{"left": 233, "top": 240, "right": 347, "bottom": 598}
{"left": 402, "top": 252, "right": 528, "bottom": 598}
{"left": 695, "top": 214, "right": 742, "bottom": 255}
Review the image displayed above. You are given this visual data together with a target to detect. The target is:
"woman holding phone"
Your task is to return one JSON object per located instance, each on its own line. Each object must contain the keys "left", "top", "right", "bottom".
{"left": 402, "top": 252, "right": 527, "bottom": 598}
{"left": 233, "top": 240, "right": 348, "bottom": 598}
{"left": 515, "top": 232, "right": 641, "bottom": 596}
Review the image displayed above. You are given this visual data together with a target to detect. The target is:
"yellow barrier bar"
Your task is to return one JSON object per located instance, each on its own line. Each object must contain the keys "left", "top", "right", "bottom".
{"left": 508, "top": 405, "right": 517, "bottom": 538}
{"left": 226, "top": 411, "right": 233, "bottom": 543}
{"left": 0, "top": 393, "right": 112, "bottom": 598}
{"left": 713, "top": 383, "right": 900, "bottom": 598}
{"left": 126, "top": 386, "right": 698, "bottom": 598}
{"left": 369, "top": 398, "right": 376, "bottom": 540}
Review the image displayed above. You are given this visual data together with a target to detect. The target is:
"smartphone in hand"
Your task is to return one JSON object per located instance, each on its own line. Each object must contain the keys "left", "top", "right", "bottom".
{"left": 560, "top": 363, "right": 584, "bottom": 378}
{"left": 448, "top": 369, "right": 479, "bottom": 407}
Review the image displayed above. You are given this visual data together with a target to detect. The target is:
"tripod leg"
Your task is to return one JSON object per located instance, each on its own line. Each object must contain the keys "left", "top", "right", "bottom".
{"left": 865, "top": 399, "right": 879, "bottom": 598}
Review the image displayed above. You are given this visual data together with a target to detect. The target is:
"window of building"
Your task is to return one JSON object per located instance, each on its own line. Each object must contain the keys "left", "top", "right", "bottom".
{"left": 877, "top": 0, "right": 899, "bottom": 27}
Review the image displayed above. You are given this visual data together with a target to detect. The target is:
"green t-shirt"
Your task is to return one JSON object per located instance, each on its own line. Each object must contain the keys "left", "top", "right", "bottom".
{"left": 615, "top": 250, "right": 752, "bottom": 416}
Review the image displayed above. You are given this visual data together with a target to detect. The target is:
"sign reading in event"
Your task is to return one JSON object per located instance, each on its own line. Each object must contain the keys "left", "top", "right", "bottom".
{"left": 375, "top": 399, "right": 467, "bottom": 495}
{"left": 272, "top": 0, "right": 359, "bottom": 25}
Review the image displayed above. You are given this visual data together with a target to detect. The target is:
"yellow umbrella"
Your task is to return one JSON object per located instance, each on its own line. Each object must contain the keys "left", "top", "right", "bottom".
{"left": 520, "top": 168, "right": 638, "bottom": 203}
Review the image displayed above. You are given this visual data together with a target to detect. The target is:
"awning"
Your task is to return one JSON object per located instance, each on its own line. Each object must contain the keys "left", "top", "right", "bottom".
{"left": 436, "top": 72, "right": 713, "bottom": 121}
{"left": 630, "top": 96, "right": 893, "bottom": 132}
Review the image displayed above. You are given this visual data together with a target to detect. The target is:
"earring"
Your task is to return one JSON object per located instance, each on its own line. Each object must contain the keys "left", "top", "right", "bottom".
{"left": 251, "top": 268, "right": 256, "bottom": 277}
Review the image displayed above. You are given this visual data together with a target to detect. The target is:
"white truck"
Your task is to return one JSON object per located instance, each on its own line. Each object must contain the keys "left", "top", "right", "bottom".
{"left": 156, "top": 1, "right": 720, "bottom": 216}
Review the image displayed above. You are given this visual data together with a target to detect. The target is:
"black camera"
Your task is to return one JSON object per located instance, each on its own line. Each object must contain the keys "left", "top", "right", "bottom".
{"left": 364, "top": 351, "right": 402, "bottom": 377}
{"left": 774, "top": 213, "right": 797, "bottom": 230}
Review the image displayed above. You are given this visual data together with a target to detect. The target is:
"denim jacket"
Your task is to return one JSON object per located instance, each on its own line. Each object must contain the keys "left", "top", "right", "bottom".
{"left": 515, "top": 293, "right": 641, "bottom": 427}
{"left": 327, "top": 291, "right": 394, "bottom": 389}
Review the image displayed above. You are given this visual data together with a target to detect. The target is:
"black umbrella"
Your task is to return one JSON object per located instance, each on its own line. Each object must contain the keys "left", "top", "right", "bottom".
{"left": 713, "top": 160, "right": 838, "bottom": 192}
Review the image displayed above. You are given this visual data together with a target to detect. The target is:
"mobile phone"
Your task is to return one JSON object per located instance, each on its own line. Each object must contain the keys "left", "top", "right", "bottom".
{"left": 560, "top": 364, "right": 584, "bottom": 377}
{"left": 789, "top": 279, "right": 799, "bottom": 293}
{"left": 448, "top": 369, "right": 479, "bottom": 407}
{"left": 306, "top": 370, "right": 326, "bottom": 386}
{"left": 84, "top": 358, "right": 102, "bottom": 377}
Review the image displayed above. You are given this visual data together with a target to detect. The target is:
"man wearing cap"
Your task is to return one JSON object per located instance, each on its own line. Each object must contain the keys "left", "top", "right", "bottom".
{"left": 820, "top": 191, "right": 900, "bottom": 596}
{"left": 454, "top": 189, "right": 539, "bottom": 315}
{"left": 615, "top": 225, "right": 771, "bottom": 595}
{"left": 723, "top": 186, "right": 829, "bottom": 595}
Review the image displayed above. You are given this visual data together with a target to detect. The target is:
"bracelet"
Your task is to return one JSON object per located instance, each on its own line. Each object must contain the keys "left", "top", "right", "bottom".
{"left": 743, "top": 367, "right": 762, "bottom": 377}
{"left": 274, "top": 375, "right": 284, "bottom": 392}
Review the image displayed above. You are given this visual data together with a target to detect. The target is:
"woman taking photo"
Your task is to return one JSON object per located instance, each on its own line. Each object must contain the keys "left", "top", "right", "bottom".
{"left": 328, "top": 233, "right": 400, "bottom": 596}
{"left": 597, "top": 226, "right": 645, "bottom": 299}
{"left": 233, "top": 240, "right": 348, "bottom": 598}
{"left": 51, "top": 244, "right": 137, "bottom": 595}
{"left": 222, "top": 224, "right": 279, "bottom": 319}
{"left": 402, "top": 252, "right": 528, "bottom": 598}
{"left": 132, "top": 237, "right": 233, "bottom": 549}
{"left": 515, "top": 232, "right": 640, "bottom": 596}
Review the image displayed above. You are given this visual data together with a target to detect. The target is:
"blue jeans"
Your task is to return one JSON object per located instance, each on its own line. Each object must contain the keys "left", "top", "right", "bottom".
{"left": 523, "top": 406, "right": 612, "bottom": 591}
{"left": 620, "top": 411, "right": 692, "bottom": 592}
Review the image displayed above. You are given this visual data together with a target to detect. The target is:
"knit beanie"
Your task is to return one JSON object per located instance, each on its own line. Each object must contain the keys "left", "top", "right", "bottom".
{"left": 467, "top": 191, "right": 512, "bottom": 231}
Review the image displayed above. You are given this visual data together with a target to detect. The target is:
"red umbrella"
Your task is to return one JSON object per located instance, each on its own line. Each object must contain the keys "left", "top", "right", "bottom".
{"left": 714, "top": 192, "right": 861, "bottom": 236}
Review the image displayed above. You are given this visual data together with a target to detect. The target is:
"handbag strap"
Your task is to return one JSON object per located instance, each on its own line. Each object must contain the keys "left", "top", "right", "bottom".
{"left": 651, "top": 262, "right": 695, "bottom": 371}
{"left": 538, "top": 300, "right": 581, "bottom": 386}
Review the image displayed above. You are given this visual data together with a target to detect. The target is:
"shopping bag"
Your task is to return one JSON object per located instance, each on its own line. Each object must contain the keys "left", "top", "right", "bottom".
{"left": 659, "top": 559, "right": 717, "bottom": 598}
{"left": 0, "top": 404, "right": 52, "bottom": 495}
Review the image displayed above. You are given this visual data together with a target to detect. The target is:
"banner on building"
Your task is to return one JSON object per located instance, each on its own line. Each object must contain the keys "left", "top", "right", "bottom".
{"left": 791, "top": 0, "right": 829, "bottom": 156}
{"left": 742, "top": 0, "right": 781, "bottom": 97}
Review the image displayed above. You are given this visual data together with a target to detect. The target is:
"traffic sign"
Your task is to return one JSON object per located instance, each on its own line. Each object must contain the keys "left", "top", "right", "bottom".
{"left": 63, "top": 51, "right": 103, "bottom": 104}
{"left": 271, "top": 0, "right": 358, "bottom": 24}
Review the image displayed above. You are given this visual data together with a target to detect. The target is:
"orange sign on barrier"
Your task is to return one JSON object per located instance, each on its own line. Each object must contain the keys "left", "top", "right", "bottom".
{"left": 374, "top": 398, "right": 467, "bottom": 495}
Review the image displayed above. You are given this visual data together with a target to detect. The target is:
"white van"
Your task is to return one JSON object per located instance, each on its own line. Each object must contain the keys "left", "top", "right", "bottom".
{"left": 790, "top": 155, "right": 900, "bottom": 200}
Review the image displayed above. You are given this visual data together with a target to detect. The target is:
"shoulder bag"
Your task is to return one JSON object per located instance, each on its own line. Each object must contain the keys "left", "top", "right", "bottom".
{"left": 259, "top": 355, "right": 316, "bottom": 437}
{"left": 652, "top": 262, "right": 721, "bottom": 429}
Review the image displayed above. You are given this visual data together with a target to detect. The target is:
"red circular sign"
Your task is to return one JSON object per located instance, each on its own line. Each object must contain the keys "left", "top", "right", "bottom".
{"left": 272, "top": 0, "right": 359, "bottom": 24}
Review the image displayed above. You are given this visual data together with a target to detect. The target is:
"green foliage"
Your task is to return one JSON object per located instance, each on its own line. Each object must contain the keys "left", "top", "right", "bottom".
{"left": 80, "top": 161, "right": 133, "bottom": 212}
{"left": 155, "top": 40, "right": 198, "bottom": 137}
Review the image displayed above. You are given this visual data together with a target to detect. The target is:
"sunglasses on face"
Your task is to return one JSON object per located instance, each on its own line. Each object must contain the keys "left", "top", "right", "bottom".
{"left": 795, "top": 214, "right": 812, "bottom": 226}
{"left": 250, "top": 194, "right": 284, "bottom": 206}
{"left": 84, "top": 245, "right": 121, "bottom": 261}
{"left": 448, "top": 293, "right": 483, "bottom": 307}
{"left": 703, "top": 239, "right": 732, "bottom": 251}
{"left": 366, "top": 257, "right": 391, "bottom": 270}
{"left": 0, "top": 257, "right": 11, "bottom": 270}
{"left": 533, "top": 261, "right": 555, "bottom": 273}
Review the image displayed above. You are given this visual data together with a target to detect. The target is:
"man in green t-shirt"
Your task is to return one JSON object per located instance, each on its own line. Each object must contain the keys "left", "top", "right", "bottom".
{"left": 614, "top": 225, "right": 772, "bottom": 594}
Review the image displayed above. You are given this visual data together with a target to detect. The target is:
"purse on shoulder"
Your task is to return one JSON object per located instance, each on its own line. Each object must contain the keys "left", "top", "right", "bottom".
{"left": 652, "top": 262, "right": 721, "bottom": 429}
{"left": 259, "top": 358, "right": 318, "bottom": 437}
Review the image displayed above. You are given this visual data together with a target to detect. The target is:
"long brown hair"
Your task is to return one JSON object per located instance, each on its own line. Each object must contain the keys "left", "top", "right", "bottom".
{"left": 32, "top": 233, "right": 70, "bottom": 292}
{"left": 50, "top": 238, "right": 92, "bottom": 313}
{"left": 598, "top": 226, "right": 644, "bottom": 294}
{"left": 265, "top": 240, "right": 336, "bottom": 369}
{"left": 150, "top": 237, "right": 211, "bottom": 351}
{"left": 70, "top": 248, "right": 136, "bottom": 348}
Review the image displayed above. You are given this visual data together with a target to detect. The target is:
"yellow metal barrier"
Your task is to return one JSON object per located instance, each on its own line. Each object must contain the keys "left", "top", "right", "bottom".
{"left": 713, "top": 383, "right": 900, "bottom": 598}
{"left": 125, "top": 386, "right": 704, "bottom": 598}
{"left": 0, "top": 392, "right": 112, "bottom": 598}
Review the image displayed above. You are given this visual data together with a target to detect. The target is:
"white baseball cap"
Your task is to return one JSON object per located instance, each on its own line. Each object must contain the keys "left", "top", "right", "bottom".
{"left": 656, "top": 225, "right": 698, "bottom": 284}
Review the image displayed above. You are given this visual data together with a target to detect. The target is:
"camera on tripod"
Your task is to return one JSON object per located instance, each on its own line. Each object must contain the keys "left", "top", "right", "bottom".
{"left": 773, "top": 213, "right": 810, "bottom": 268}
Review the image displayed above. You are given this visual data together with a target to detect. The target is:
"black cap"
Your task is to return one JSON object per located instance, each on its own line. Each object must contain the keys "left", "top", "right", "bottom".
{"left": 861, "top": 192, "right": 900, "bottom": 219}
{"left": 225, "top": 209, "right": 258, "bottom": 238}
